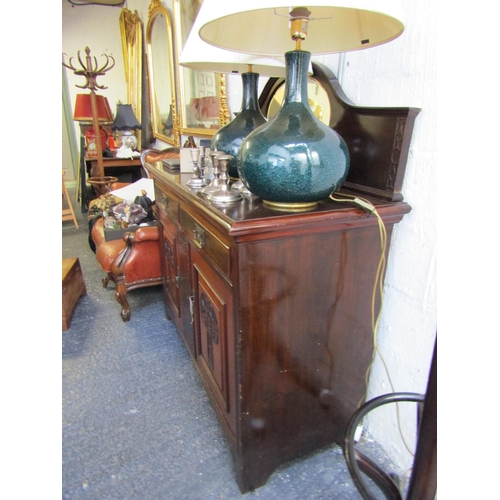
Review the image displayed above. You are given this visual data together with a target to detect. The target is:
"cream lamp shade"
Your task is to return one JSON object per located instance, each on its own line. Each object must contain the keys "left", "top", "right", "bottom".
{"left": 197, "top": 1, "right": 405, "bottom": 210}
{"left": 199, "top": 0, "right": 405, "bottom": 56}
{"left": 179, "top": 1, "right": 288, "bottom": 76}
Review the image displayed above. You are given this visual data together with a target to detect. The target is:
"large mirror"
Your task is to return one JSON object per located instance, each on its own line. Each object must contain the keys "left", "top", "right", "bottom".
{"left": 172, "top": 0, "right": 230, "bottom": 137}
{"left": 146, "top": 0, "right": 180, "bottom": 146}
{"left": 119, "top": 8, "right": 143, "bottom": 149}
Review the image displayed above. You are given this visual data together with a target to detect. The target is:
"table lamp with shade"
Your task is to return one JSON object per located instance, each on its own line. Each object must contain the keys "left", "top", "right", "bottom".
{"left": 73, "top": 93, "right": 114, "bottom": 156}
{"left": 199, "top": 0, "right": 405, "bottom": 211}
{"left": 112, "top": 103, "right": 142, "bottom": 151}
{"left": 179, "top": 2, "right": 291, "bottom": 192}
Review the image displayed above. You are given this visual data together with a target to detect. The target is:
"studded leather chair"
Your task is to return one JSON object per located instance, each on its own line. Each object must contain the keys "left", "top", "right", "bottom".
{"left": 91, "top": 148, "right": 180, "bottom": 321}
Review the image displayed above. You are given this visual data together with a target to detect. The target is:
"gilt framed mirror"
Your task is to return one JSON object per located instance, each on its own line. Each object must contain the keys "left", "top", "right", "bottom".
{"left": 172, "top": 0, "right": 230, "bottom": 137}
{"left": 146, "top": 0, "right": 180, "bottom": 146}
{"left": 119, "top": 8, "right": 143, "bottom": 150}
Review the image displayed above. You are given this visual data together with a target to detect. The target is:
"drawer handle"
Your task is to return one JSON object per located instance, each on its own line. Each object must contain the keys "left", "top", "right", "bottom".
{"left": 160, "top": 195, "right": 170, "bottom": 211}
{"left": 193, "top": 224, "right": 205, "bottom": 249}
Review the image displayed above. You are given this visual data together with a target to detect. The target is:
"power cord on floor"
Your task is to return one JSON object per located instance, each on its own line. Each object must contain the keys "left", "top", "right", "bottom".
{"left": 329, "top": 193, "right": 414, "bottom": 458}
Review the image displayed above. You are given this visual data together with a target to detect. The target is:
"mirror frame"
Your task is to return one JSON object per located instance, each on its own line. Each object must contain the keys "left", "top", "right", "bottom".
{"left": 259, "top": 62, "right": 333, "bottom": 127}
{"left": 119, "top": 8, "right": 143, "bottom": 150}
{"left": 146, "top": 0, "right": 180, "bottom": 146}
{"left": 172, "top": 0, "right": 230, "bottom": 138}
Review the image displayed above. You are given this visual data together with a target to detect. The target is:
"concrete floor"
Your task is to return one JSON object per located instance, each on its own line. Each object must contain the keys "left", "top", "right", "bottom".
{"left": 62, "top": 190, "right": 398, "bottom": 500}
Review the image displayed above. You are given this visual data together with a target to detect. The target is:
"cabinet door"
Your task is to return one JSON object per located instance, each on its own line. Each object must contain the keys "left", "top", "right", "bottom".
{"left": 161, "top": 222, "right": 180, "bottom": 320}
{"left": 191, "top": 249, "right": 237, "bottom": 435}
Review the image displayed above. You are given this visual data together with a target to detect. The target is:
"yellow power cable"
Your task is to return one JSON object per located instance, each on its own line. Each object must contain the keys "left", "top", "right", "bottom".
{"left": 329, "top": 193, "right": 414, "bottom": 457}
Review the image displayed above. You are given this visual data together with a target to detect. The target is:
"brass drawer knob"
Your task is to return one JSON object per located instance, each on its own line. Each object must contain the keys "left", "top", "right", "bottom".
{"left": 193, "top": 224, "right": 205, "bottom": 248}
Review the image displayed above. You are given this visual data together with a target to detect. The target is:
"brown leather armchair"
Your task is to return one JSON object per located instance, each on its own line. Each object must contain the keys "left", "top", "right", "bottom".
{"left": 92, "top": 217, "right": 162, "bottom": 322}
{"left": 89, "top": 147, "right": 180, "bottom": 321}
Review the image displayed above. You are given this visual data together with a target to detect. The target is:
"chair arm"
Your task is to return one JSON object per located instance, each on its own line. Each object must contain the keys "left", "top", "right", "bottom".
{"left": 112, "top": 226, "right": 161, "bottom": 282}
{"left": 123, "top": 225, "right": 159, "bottom": 245}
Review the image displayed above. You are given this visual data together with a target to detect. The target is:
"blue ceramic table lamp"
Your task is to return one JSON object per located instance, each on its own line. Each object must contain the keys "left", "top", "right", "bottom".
{"left": 199, "top": 1, "right": 405, "bottom": 211}
{"left": 179, "top": 3, "right": 289, "bottom": 193}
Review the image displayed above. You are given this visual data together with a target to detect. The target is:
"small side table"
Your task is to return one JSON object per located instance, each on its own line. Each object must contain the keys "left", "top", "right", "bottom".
{"left": 86, "top": 156, "right": 143, "bottom": 180}
{"left": 81, "top": 155, "right": 143, "bottom": 212}
{"left": 62, "top": 258, "right": 87, "bottom": 330}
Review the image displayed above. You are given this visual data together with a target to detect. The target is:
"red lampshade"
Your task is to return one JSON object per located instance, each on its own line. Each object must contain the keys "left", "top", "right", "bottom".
{"left": 73, "top": 93, "right": 113, "bottom": 122}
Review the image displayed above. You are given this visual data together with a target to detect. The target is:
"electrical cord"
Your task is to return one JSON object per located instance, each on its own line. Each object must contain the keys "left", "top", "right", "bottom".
{"left": 329, "top": 193, "right": 414, "bottom": 457}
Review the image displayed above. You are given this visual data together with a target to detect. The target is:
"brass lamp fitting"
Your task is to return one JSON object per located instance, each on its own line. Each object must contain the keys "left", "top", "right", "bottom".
{"left": 289, "top": 7, "right": 311, "bottom": 50}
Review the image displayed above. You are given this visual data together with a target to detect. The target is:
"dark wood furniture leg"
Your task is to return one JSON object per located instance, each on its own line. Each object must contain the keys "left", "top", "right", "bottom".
{"left": 114, "top": 280, "right": 131, "bottom": 322}
{"left": 407, "top": 340, "right": 437, "bottom": 500}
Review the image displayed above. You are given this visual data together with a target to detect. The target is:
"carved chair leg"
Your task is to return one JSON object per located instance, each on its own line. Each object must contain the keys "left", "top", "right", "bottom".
{"left": 115, "top": 283, "right": 131, "bottom": 322}
{"left": 102, "top": 275, "right": 110, "bottom": 288}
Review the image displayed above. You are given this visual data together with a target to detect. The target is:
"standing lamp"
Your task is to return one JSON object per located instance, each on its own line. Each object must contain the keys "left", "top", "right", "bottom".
{"left": 179, "top": 3, "right": 289, "bottom": 191}
{"left": 63, "top": 46, "right": 115, "bottom": 180}
{"left": 199, "top": 1, "right": 404, "bottom": 211}
{"left": 73, "top": 93, "right": 114, "bottom": 156}
{"left": 112, "top": 103, "right": 142, "bottom": 151}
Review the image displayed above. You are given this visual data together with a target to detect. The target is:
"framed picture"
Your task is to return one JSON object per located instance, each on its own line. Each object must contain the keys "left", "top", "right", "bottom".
{"left": 172, "top": 0, "right": 230, "bottom": 137}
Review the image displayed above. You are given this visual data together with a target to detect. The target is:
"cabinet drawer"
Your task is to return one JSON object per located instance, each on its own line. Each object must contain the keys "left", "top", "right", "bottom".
{"left": 180, "top": 208, "right": 230, "bottom": 278}
{"left": 155, "top": 184, "right": 180, "bottom": 224}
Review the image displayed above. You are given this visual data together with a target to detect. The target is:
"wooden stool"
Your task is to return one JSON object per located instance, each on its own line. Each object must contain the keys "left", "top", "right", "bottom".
{"left": 62, "top": 258, "right": 87, "bottom": 330}
{"left": 62, "top": 170, "right": 79, "bottom": 229}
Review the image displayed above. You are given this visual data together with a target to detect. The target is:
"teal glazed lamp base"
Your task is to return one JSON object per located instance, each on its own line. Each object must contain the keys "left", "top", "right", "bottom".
{"left": 211, "top": 72, "right": 266, "bottom": 180}
{"left": 238, "top": 50, "right": 350, "bottom": 210}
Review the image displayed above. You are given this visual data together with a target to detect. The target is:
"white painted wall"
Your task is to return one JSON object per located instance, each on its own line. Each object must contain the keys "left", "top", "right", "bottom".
{"left": 338, "top": 0, "right": 437, "bottom": 472}
{"left": 62, "top": 0, "right": 437, "bottom": 476}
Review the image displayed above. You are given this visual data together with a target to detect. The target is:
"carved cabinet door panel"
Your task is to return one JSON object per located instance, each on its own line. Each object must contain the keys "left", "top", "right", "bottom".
{"left": 191, "top": 249, "right": 237, "bottom": 435}
{"left": 176, "top": 230, "right": 195, "bottom": 356}
{"left": 161, "top": 223, "right": 180, "bottom": 319}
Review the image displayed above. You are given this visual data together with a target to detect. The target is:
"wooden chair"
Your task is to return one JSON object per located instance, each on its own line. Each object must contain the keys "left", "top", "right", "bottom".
{"left": 62, "top": 170, "right": 79, "bottom": 229}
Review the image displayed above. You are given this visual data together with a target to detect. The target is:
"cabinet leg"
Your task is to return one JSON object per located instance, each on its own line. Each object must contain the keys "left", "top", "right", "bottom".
{"left": 232, "top": 455, "right": 276, "bottom": 494}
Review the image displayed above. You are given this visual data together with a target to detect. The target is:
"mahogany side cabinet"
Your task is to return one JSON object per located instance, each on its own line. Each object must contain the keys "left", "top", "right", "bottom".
{"left": 144, "top": 162, "right": 410, "bottom": 493}
{"left": 144, "top": 62, "right": 420, "bottom": 492}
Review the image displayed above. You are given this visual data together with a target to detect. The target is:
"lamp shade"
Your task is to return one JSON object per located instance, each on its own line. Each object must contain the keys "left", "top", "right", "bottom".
{"left": 179, "top": 1, "right": 287, "bottom": 76}
{"left": 111, "top": 103, "right": 141, "bottom": 130}
{"left": 74, "top": 93, "right": 113, "bottom": 122}
{"left": 198, "top": 1, "right": 404, "bottom": 210}
{"left": 199, "top": 0, "right": 405, "bottom": 56}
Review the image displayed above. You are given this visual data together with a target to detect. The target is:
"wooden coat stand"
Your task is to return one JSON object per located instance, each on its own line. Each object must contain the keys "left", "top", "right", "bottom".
{"left": 62, "top": 46, "right": 115, "bottom": 186}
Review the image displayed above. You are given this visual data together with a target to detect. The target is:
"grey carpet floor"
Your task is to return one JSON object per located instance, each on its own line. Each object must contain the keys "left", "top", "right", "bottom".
{"left": 62, "top": 190, "right": 397, "bottom": 500}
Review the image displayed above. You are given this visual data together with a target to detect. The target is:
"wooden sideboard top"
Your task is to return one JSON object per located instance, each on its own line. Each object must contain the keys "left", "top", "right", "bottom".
{"left": 144, "top": 163, "right": 411, "bottom": 242}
